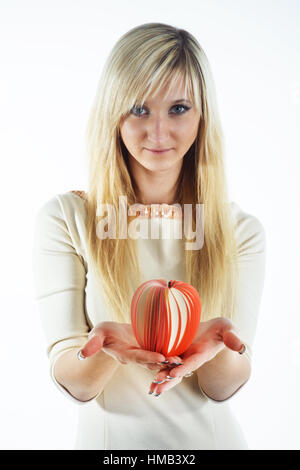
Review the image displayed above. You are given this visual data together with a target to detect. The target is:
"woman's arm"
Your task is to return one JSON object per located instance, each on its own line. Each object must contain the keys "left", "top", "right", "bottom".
{"left": 148, "top": 317, "right": 250, "bottom": 399}
{"left": 196, "top": 347, "right": 251, "bottom": 401}
{"left": 53, "top": 348, "right": 120, "bottom": 402}
{"left": 54, "top": 321, "right": 182, "bottom": 402}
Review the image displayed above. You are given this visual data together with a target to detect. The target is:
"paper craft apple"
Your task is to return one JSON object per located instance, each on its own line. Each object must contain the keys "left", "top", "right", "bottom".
{"left": 131, "top": 279, "right": 201, "bottom": 357}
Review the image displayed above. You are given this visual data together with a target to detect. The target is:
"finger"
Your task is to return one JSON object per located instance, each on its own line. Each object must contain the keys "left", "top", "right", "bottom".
{"left": 148, "top": 363, "right": 164, "bottom": 371}
{"left": 103, "top": 345, "right": 167, "bottom": 367}
{"left": 223, "top": 330, "right": 245, "bottom": 353}
{"left": 148, "top": 376, "right": 183, "bottom": 396}
{"left": 79, "top": 334, "right": 103, "bottom": 358}
{"left": 152, "top": 356, "right": 198, "bottom": 384}
{"left": 126, "top": 349, "right": 166, "bottom": 365}
{"left": 164, "top": 355, "right": 184, "bottom": 366}
{"left": 138, "top": 362, "right": 169, "bottom": 371}
{"left": 149, "top": 357, "right": 185, "bottom": 375}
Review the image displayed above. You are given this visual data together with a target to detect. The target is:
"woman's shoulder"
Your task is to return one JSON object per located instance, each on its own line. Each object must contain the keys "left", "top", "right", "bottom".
{"left": 68, "top": 190, "right": 87, "bottom": 201}
{"left": 34, "top": 190, "right": 88, "bottom": 257}
{"left": 36, "top": 190, "right": 87, "bottom": 216}
{"left": 229, "top": 201, "right": 266, "bottom": 254}
{"left": 34, "top": 190, "right": 87, "bottom": 236}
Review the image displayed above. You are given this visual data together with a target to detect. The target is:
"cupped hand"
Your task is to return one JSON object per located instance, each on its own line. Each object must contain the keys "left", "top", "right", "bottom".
{"left": 148, "top": 317, "right": 246, "bottom": 395}
{"left": 78, "top": 321, "right": 183, "bottom": 371}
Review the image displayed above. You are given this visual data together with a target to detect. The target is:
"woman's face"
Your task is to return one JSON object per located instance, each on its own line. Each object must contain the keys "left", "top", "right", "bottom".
{"left": 119, "top": 78, "right": 201, "bottom": 173}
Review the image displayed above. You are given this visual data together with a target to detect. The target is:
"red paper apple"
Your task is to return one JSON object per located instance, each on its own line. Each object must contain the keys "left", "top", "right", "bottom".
{"left": 130, "top": 279, "right": 201, "bottom": 357}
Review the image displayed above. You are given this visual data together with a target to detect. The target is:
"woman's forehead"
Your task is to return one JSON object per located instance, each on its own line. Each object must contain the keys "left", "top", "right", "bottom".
{"left": 149, "top": 80, "right": 186, "bottom": 99}
{"left": 140, "top": 74, "right": 193, "bottom": 104}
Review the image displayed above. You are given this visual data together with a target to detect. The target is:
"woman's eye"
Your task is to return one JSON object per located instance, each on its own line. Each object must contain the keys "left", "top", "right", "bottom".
{"left": 130, "top": 104, "right": 190, "bottom": 117}
{"left": 171, "top": 104, "right": 190, "bottom": 114}
{"left": 130, "top": 106, "right": 146, "bottom": 116}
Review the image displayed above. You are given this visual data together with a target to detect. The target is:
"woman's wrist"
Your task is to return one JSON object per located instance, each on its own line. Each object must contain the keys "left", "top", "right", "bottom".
{"left": 53, "top": 347, "right": 120, "bottom": 402}
{"left": 196, "top": 346, "right": 251, "bottom": 402}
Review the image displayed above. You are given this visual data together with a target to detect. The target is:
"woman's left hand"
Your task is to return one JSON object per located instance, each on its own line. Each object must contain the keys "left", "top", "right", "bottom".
{"left": 148, "top": 317, "right": 246, "bottom": 396}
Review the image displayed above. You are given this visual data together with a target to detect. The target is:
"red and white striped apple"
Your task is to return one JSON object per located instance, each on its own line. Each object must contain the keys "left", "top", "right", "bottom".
{"left": 130, "top": 279, "right": 201, "bottom": 357}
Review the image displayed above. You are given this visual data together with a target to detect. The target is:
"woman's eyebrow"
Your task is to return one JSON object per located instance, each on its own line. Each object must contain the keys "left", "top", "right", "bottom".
{"left": 172, "top": 99, "right": 192, "bottom": 104}
{"left": 144, "top": 98, "right": 192, "bottom": 105}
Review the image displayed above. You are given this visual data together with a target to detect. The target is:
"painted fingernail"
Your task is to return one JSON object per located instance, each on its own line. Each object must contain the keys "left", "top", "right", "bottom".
{"left": 77, "top": 349, "right": 86, "bottom": 360}
{"left": 171, "top": 362, "right": 184, "bottom": 367}
{"left": 148, "top": 390, "right": 154, "bottom": 395}
{"left": 239, "top": 344, "right": 246, "bottom": 355}
{"left": 152, "top": 379, "right": 165, "bottom": 384}
{"left": 160, "top": 361, "right": 169, "bottom": 364}
{"left": 154, "top": 393, "right": 161, "bottom": 397}
{"left": 166, "top": 375, "right": 175, "bottom": 380}
{"left": 184, "top": 372, "right": 193, "bottom": 377}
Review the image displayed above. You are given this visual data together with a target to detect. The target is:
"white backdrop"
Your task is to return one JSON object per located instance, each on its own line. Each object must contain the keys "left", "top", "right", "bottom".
{"left": 0, "top": 0, "right": 299, "bottom": 450}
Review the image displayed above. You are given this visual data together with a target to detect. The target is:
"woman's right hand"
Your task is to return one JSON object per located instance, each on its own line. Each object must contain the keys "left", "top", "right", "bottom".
{"left": 78, "top": 321, "right": 184, "bottom": 371}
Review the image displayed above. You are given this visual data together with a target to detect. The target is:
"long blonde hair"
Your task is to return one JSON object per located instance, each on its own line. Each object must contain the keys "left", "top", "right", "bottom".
{"left": 84, "top": 22, "right": 239, "bottom": 324}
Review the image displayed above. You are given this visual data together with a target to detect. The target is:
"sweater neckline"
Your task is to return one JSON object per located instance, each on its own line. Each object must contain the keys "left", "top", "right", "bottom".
{"left": 69, "top": 191, "right": 183, "bottom": 220}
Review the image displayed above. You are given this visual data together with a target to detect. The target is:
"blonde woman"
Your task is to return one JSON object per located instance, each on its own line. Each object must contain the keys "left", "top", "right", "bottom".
{"left": 33, "top": 23, "right": 266, "bottom": 450}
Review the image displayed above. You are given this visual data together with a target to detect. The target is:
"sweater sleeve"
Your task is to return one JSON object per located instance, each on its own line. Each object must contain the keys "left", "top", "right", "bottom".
{"left": 232, "top": 209, "right": 267, "bottom": 362}
{"left": 32, "top": 194, "right": 100, "bottom": 405}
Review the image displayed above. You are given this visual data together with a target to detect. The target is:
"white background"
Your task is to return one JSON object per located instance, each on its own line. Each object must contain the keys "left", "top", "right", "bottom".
{"left": 0, "top": 0, "right": 299, "bottom": 450}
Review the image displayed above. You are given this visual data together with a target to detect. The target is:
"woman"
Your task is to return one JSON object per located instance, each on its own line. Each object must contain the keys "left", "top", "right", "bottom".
{"left": 33, "top": 22, "right": 266, "bottom": 450}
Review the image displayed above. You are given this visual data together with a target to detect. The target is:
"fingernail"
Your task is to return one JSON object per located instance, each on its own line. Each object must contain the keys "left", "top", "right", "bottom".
{"left": 160, "top": 361, "right": 169, "bottom": 364}
{"left": 154, "top": 393, "right": 161, "bottom": 397}
{"left": 152, "top": 379, "right": 165, "bottom": 384}
{"left": 148, "top": 390, "right": 154, "bottom": 395}
{"left": 239, "top": 344, "right": 246, "bottom": 355}
{"left": 171, "top": 362, "right": 184, "bottom": 367}
{"left": 184, "top": 372, "right": 193, "bottom": 377}
{"left": 166, "top": 375, "right": 175, "bottom": 380}
{"left": 77, "top": 349, "right": 86, "bottom": 360}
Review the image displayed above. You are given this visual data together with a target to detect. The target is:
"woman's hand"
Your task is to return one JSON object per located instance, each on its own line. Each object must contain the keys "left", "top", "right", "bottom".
{"left": 78, "top": 321, "right": 184, "bottom": 371}
{"left": 148, "top": 317, "right": 246, "bottom": 395}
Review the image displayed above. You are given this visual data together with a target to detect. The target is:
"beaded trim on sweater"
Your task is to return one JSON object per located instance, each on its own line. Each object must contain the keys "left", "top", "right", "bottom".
{"left": 70, "top": 191, "right": 182, "bottom": 219}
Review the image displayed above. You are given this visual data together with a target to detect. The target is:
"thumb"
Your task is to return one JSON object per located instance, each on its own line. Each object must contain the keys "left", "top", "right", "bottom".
{"left": 79, "top": 333, "right": 104, "bottom": 359}
{"left": 223, "top": 330, "right": 245, "bottom": 354}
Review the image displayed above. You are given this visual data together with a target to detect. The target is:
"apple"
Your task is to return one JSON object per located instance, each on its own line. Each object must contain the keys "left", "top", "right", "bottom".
{"left": 131, "top": 279, "right": 201, "bottom": 356}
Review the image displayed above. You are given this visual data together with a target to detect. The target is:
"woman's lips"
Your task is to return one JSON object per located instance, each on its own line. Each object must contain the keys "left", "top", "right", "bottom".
{"left": 145, "top": 148, "right": 172, "bottom": 154}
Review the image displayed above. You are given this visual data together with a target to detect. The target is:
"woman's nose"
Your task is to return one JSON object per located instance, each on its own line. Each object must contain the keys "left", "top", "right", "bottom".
{"left": 146, "top": 116, "right": 170, "bottom": 144}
